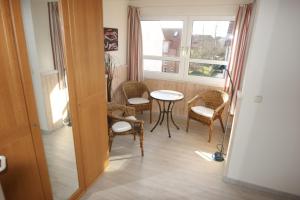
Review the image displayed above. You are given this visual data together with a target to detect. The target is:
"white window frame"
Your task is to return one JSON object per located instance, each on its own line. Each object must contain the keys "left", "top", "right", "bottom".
{"left": 141, "top": 16, "right": 188, "bottom": 81}
{"left": 141, "top": 16, "right": 235, "bottom": 87}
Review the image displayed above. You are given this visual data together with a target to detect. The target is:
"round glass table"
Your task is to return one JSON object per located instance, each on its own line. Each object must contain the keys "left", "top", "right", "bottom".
{"left": 150, "top": 90, "right": 184, "bottom": 138}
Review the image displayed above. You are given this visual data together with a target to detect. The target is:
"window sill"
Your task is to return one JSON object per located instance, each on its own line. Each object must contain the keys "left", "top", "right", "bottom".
{"left": 144, "top": 71, "right": 225, "bottom": 88}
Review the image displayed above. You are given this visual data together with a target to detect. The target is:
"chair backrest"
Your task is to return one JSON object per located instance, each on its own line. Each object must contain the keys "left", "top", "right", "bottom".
{"left": 202, "top": 90, "right": 229, "bottom": 110}
{"left": 122, "top": 81, "right": 149, "bottom": 99}
{"left": 107, "top": 102, "right": 136, "bottom": 127}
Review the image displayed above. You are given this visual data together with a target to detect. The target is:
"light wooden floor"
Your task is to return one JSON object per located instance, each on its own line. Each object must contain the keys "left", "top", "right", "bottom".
{"left": 81, "top": 113, "right": 286, "bottom": 200}
{"left": 42, "top": 126, "right": 79, "bottom": 200}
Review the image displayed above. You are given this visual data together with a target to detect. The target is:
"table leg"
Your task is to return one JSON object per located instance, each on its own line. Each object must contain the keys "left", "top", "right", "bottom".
{"left": 170, "top": 101, "right": 180, "bottom": 130}
{"left": 151, "top": 100, "right": 162, "bottom": 132}
{"left": 166, "top": 101, "right": 172, "bottom": 138}
{"left": 159, "top": 101, "right": 165, "bottom": 125}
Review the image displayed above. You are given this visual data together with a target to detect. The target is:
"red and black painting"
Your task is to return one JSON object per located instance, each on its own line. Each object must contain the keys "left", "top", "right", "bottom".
{"left": 104, "top": 28, "right": 118, "bottom": 51}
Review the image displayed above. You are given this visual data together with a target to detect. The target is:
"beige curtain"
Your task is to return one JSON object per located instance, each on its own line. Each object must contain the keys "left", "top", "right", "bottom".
{"left": 226, "top": 4, "right": 253, "bottom": 111}
{"left": 127, "top": 6, "right": 143, "bottom": 81}
{"left": 48, "top": 2, "right": 66, "bottom": 88}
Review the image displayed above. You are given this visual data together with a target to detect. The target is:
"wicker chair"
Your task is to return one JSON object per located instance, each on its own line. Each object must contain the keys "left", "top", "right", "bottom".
{"left": 122, "top": 81, "right": 152, "bottom": 123}
{"left": 186, "top": 90, "right": 229, "bottom": 143}
{"left": 107, "top": 102, "right": 144, "bottom": 156}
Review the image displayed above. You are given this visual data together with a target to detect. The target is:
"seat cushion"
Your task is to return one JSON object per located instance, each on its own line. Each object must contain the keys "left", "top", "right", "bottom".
{"left": 191, "top": 106, "right": 214, "bottom": 118}
{"left": 128, "top": 97, "right": 149, "bottom": 105}
{"left": 112, "top": 121, "right": 132, "bottom": 133}
{"left": 125, "top": 116, "right": 137, "bottom": 120}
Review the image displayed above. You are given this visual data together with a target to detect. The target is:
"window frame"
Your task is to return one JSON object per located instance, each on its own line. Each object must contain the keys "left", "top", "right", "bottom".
{"left": 141, "top": 16, "right": 235, "bottom": 87}
{"left": 141, "top": 16, "right": 188, "bottom": 81}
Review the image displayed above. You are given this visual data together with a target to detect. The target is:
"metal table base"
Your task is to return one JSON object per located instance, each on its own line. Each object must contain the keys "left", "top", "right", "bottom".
{"left": 150, "top": 100, "right": 180, "bottom": 138}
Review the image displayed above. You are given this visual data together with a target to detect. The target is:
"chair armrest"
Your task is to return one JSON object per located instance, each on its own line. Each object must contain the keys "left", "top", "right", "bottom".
{"left": 213, "top": 102, "right": 227, "bottom": 118}
{"left": 122, "top": 87, "right": 129, "bottom": 102}
{"left": 107, "top": 103, "right": 136, "bottom": 116}
{"left": 144, "top": 87, "right": 153, "bottom": 101}
{"left": 148, "top": 94, "right": 153, "bottom": 102}
{"left": 107, "top": 114, "right": 144, "bottom": 126}
{"left": 125, "top": 106, "right": 135, "bottom": 116}
{"left": 107, "top": 103, "right": 135, "bottom": 116}
{"left": 187, "top": 95, "right": 200, "bottom": 109}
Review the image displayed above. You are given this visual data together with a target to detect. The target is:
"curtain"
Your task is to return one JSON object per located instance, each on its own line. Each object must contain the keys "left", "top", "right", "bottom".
{"left": 225, "top": 4, "right": 253, "bottom": 111}
{"left": 127, "top": 6, "right": 143, "bottom": 81}
{"left": 48, "top": 2, "right": 66, "bottom": 88}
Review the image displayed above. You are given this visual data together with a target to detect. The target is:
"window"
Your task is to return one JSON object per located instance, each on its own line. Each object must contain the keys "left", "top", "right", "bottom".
{"left": 188, "top": 21, "right": 234, "bottom": 78}
{"left": 141, "top": 21, "right": 183, "bottom": 73}
{"left": 141, "top": 17, "right": 234, "bottom": 86}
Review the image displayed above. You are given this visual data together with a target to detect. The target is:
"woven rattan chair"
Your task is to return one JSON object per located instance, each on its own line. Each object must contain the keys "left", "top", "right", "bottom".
{"left": 186, "top": 90, "right": 229, "bottom": 143}
{"left": 107, "top": 102, "right": 144, "bottom": 156}
{"left": 122, "top": 81, "right": 152, "bottom": 123}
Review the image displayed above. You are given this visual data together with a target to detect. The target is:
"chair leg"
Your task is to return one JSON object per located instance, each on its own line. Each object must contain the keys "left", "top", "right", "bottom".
{"left": 133, "top": 133, "right": 136, "bottom": 141}
{"left": 139, "top": 131, "right": 144, "bottom": 157}
{"left": 208, "top": 124, "right": 213, "bottom": 143}
{"left": 219, "top": 116, "right": 225, "bottom": 133}
{"left": 186, "top": 117, "right": 190, "bottom": 132}
{"left": 150, "top": 108, "right": 152, "bottom": 124}
{"left": 109, "top": 135, "right": 113, "bottom": 152}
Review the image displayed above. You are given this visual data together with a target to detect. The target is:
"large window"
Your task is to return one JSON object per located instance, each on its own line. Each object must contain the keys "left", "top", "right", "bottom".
{"left": 141, "top": 18, "right": 234, "bottom": 86}
{"left": 189, "top": 21, "right": 234, "bottom": 78}
{"left": 141, "top": 21, "right": 183, "bottom": 73}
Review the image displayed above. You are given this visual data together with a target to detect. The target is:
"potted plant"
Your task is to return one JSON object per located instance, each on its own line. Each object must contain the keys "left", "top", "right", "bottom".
{"left": 104, "top": 53, "right": 115, "bottom": 102}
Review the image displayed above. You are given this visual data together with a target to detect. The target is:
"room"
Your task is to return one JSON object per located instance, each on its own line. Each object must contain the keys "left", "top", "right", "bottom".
{"left": 0, "top": 0, "right": 299, "bottom": 200}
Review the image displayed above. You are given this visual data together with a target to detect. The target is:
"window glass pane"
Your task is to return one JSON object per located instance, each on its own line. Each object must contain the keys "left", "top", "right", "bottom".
{"left": 141, "top": 21, "right": 183, "bottom": 57}
{"left": 190, "top": 21, "right": 234, "bottom": 61}
{"left": 188, "top": 63, "right": 225, "bottom": 78}
{"left": 144, "top": 59, "right": 179, "bottom": 73}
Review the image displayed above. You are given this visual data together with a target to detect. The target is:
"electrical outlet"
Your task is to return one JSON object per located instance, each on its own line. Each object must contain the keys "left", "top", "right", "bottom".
{"left": 254, "top": 95, "right": 263, "bottom": 103}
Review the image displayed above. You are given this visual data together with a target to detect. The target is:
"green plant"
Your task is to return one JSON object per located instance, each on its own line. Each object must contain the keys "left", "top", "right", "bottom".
{"left": 104, "top": 53, "right": 116, "bottom": 102}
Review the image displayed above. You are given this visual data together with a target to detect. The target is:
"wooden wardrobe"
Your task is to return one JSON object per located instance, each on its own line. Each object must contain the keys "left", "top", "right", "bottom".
{"left": 0, "top": 0, "right": 108, "bottom": 199}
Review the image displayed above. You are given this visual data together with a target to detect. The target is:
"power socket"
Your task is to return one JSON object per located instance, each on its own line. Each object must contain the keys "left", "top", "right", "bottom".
{"left": 254, "top": 95, "right": 263, "bottom": 103}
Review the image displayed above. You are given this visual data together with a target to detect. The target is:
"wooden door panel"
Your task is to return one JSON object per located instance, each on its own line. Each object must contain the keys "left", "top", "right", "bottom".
{"left": 0, "top": 135, "right": 44, "bottom": 200}
{"left": 0, "top": 0, "right": 30, "bottom": 145}
{"left": 69, "top": 2, "right": 104, "bottom": 102}
{"left": 60, "top": 0, "right": 109, "bottom": 187}
{"left": 0, "top": 1, "right": 28, "bottom": 135}
{"left": 78, "top": 94, "right": 108, "bottom": 182}
{"left": 0, "top": 0, "right": 46, "bottom": 199}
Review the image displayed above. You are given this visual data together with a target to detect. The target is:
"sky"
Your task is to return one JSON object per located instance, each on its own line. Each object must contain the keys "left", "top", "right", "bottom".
{"left": 192, "top": 21, "right": 230, "bottom": 37}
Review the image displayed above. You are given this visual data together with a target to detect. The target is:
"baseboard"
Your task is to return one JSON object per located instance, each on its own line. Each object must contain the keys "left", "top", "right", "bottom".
{"left": 223, "top": 176, "right": 300, "bottom": 200}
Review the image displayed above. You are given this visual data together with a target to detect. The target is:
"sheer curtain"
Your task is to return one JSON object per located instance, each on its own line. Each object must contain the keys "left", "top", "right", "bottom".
{"left": 226, "top": 4, "right": 253, "bottom": 111}
{"left": 127, "top": 6, "right": 143, "bottom": 81}
{"left": 48, "top": 2, "right": 66, "bottom": 88}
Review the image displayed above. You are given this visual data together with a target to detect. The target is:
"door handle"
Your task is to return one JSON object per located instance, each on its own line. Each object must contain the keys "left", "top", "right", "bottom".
{"left": 0, "top": 156, "right": 6, "bottom": 173}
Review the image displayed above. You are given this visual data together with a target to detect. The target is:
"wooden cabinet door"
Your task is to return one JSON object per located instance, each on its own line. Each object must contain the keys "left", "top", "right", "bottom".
{"left": 0, "top": 0, "right": 47, "bottom": 199}
{"left": 60, "top": 0, "right": 109, "bottom": 187}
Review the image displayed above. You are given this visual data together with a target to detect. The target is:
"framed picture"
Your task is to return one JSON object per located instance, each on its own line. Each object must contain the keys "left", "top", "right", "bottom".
{"left": 104, "top": 28, "right": 118, "bottom": 51}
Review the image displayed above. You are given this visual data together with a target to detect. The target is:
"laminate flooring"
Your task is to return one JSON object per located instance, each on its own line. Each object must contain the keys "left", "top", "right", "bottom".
{"left": 42, "top": 126, "right": 79, "bottom": 200}
{"left": 81, "top": 113, "right": 289, "bottom": 200}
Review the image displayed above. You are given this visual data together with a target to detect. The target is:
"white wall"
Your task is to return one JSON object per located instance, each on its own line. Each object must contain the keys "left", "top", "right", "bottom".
{"left": 31, "top": 0, "right": 54, "bottom": 72}
{"left": 103, "top": 0, "right": 128, "bottom": 66}
{"left": 226, "top": 0, "right": 300, "bottom": 196}
{"left": 21, "top": 0, "right": 49, "bottom": 130}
